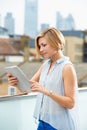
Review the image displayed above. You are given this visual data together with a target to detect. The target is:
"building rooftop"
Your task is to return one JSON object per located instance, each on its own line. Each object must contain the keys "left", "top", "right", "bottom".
{"left": 0, "top": 39, "right": 21, "bottom": 55}
{"left": 61, "top": 30, "right": 84, "bottom": 38}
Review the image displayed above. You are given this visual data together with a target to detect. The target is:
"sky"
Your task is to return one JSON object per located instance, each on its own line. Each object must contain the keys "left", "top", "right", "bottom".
{"left": 0, "top": 0, "right": 87, "bottom": 34}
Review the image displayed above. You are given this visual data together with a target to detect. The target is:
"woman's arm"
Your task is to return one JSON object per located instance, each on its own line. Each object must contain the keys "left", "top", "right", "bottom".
{"left": 30, "top": 64, "right": 77, "bottom": 109}
{"left": 30, "top": 63, "right": 44, "bottom": 81}
{"left": 7, "top": 63, "right": 43, "bottom": 94}
{"left": 46, "top": 64, "right": 76, "bottom": 109}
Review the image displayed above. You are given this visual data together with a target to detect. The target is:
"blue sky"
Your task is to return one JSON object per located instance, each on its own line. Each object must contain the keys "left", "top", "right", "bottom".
{"left": 0, "top": 0, "right": 87, "bottom": 34}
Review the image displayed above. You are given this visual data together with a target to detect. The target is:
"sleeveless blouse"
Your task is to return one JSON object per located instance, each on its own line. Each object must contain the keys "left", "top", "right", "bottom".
{"left": 33, "top": 56, "right": 80, "bottom": 130}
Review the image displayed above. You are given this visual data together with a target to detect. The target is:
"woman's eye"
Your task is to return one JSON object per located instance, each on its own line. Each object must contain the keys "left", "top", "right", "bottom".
{"left": 43, "top": 44, "right": 47, "bottom": 47}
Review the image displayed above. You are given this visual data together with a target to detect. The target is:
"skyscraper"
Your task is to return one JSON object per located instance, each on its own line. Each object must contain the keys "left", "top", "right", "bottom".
{"left": 4, "top": 12, "right": 15, "bottom": 35}
{"left": 40, "top": 23, "right": 49, "bottom": 32}
{"left": 0, "top": 14, "right": 1, "bottom": 26}
{"left": 56, "top": 12, "right": 75, "bottom": 30}
{"left": 24, "top": 0, "right": 38, "bottom": 38}
{"left": 56, "top": 12, "right": 64, "bottom": 30}
{"left": 65, "top": 14, "right": 75, "bottom": 30}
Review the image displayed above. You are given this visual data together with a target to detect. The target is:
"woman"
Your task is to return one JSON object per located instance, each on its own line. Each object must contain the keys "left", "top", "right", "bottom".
{"left": 7, "top": 27, "right": 79, "bottom": 130}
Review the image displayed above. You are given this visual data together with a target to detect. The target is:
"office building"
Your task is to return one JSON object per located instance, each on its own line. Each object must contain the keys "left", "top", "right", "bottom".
{"left": 56, "top": 12, "right": 65, "bottom": 30}
{"left": 4, "top": 12, "right": 15, "bottom": 35}
{"left": 24, "top": 0, "right": 38, "bottom": 38}
{"left": 65, "top": 14, "right": 75, "bottom": 30}
{"left": 56, "top": 12, "right": 75, "bottom": 30}
{"left": 0, "top": 14, "right": 1, "bottom": 26}
{"left": 40, "top": 23, "right": 49, "bottom": 32}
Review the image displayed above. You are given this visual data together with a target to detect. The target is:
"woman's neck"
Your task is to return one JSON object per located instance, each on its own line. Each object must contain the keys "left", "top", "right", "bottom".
{"left": 51, "top": 50, "right": 64, "bottom": 63}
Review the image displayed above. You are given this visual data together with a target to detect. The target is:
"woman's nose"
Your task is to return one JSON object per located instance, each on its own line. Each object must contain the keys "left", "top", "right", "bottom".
{"left": 40, "top": 47, "right": 43, "bottom": 52}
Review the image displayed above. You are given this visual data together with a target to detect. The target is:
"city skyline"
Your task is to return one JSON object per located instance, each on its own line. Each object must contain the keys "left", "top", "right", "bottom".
{"left": 0, "top": 0, "right": 87, "bottom": 34}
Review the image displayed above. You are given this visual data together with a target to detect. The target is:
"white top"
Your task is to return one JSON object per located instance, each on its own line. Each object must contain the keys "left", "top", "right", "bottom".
{"left": 34, "top": 56, "right": 80, "bottom": 130}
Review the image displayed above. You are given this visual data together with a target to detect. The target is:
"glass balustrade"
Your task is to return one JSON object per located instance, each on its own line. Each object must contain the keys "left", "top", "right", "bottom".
{"left": 0, "top": 88, "right": 87, "bottom": 130}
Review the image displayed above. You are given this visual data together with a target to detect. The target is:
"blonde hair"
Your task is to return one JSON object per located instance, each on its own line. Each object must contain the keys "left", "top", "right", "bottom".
{"left": 35, "top": 27, "right": 65, "bottom": 55}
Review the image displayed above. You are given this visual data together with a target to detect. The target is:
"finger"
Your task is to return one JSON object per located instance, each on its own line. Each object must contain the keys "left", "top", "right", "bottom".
{"left": 8, "top": 77, "right": 18, "bottom": 86}
{"left": 29, "top": 80, "right": 36, "bottom": 84}
{"left": 30, "top": 83, "right": 35, "bottom": 89}
{"left": 7, "top": 73, "right": 13, "bottom": 77}
{"left": 8, "top": 81, "right": 17, "bottom": 86}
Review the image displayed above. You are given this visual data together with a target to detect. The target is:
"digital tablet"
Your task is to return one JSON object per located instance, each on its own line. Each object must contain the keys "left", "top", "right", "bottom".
{"left": 5, "top": 65, "right": 31, "bottom": 92}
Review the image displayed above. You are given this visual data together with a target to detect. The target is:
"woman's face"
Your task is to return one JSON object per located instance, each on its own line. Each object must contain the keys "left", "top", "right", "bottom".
{"left": 38, "top": 37, "right": 58, "bottom": 59}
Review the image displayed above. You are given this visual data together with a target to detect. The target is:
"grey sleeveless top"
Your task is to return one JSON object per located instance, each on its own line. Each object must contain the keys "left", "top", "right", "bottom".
{"left": 33, "top": 56, "right": 80, "bottom": 130}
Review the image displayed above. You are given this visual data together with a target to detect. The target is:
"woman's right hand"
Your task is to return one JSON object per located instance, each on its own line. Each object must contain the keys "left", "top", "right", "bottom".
{"left": 7, "top": 73, "right": 18, "bottom": 86}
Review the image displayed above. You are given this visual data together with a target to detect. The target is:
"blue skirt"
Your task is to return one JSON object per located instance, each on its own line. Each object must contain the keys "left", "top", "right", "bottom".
{"left": 37, "top": 120, "right": 57, "bottom": 130}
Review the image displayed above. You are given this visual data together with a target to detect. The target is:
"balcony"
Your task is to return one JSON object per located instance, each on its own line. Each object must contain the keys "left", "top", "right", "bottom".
{"left": 0, "top": 88, "right": 87, "bottom": 130}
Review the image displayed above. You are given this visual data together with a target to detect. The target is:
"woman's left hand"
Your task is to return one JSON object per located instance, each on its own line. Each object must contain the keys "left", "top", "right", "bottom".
{"left": 29, "top": 80, "right": 48, "bottom": 94}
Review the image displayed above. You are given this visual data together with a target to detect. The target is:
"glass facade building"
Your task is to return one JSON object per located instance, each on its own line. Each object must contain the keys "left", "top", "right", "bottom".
{"left": 24, "top": 0, "right": 38, "bottom": 38}
{"left": 56, "top": 12, "right": 75, "bottom": 30}
{"left": 4, "top": 12, "right": 15, "bottom": 35}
